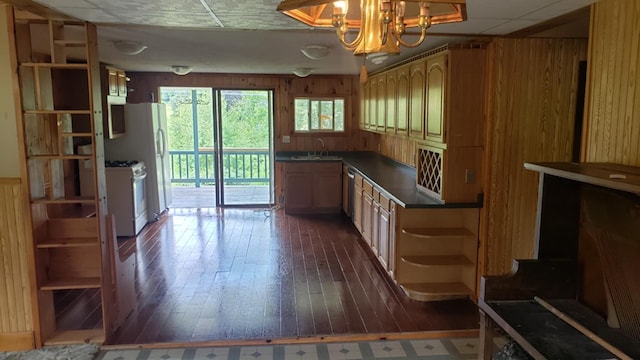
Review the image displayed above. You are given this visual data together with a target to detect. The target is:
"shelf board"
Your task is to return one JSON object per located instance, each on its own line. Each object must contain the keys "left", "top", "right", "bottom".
{"left": 401, "top": 227, "right": 475, "bottom": 239}
{"left": 28, "top": 155, "right": 93, "bottom": 160}
{"left": 20, "top": 62, "right": 88, "bottom": 69}
{"left": 400, "top": 282, "right": 472, "bottom": 301}
{"left": 40, "top": 277, "right": 101, "bottom": 290}
{"left": 401, "top": 255, "right": 474, "bottom": 267}
{"left": 32, "top": 197, "right": 96, "bottom": 205}
{"left": 53, "top": 40, "right": 87, "bottom": 47}
{"left": 36, "top": 237, "right": 98, "bottom": 248}
{"left": 24, "top": 109, "right": 92, "bottom": 115}
{"left": 61, "top": 132, "right": 93, "bottom": 137}
{"left": 43, "top": 329, "right": 104, "bottom": 346}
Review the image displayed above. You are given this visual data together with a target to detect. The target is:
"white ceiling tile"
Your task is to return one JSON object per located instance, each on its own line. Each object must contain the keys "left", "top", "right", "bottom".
{"left": 480, "top": 19, "right": 540, "bottom": 35}
{"left": 86, "top": 0, "right": 206, "bottom": 12}
{"left": 106, "top": 10, "right": 221, "bottom": 27}
{"left": 522, "top": 0, "right": 597, "bottom": 20}
{"left": 431, "top": 18, "right": 511, "bottom": 34}
{"left": 467, "top": 0, "right": 558, "bottom": 20}
{"left": 34, "top": 0, "right": 96, "bottom": 8}
{"left": 53, "top": 7, "right": 121, "bottom": 22}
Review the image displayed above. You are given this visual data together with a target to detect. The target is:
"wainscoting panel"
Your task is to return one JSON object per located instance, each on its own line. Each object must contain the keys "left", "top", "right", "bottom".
{"left": 481, "top": 38, "right": 588, "bottom": 276}
{"left": 583, "top": 0, "right": 640, "bottom": 165}
{"left": 0, "top": 178, "right": 35, "bottom": 350}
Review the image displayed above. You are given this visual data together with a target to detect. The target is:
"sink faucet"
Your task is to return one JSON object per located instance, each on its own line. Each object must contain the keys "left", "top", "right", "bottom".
{"left": 314, "top": 138, "right": 327, "bottom": 156}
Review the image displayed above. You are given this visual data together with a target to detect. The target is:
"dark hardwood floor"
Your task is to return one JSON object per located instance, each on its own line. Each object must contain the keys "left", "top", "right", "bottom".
{"left": 57, "top": 208, "right": 479, "bottom": 345}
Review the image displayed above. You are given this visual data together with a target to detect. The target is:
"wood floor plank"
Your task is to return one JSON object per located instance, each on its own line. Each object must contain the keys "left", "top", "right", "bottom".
{"left": 53, "top": 208, "right": 478, "bottom": 345}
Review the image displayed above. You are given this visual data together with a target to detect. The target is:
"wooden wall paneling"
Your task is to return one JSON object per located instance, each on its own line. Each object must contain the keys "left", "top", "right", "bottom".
{"left": 0, "top": 180, "right": 34, "bottom": 344}
{"left": 481, "top": 38, "right": 587, "bottom": 276}
{"left": 583, "top": 0, "right": 640, "bottom": 165}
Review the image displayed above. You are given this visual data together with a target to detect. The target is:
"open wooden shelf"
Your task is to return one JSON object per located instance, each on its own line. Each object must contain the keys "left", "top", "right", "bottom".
{"left": 53, "top": 40, "right": 87, "bottom": 47}
{"left": 32, "top": 197, "right": 95, "bottom": 205}
{"left": 40, "top": 278, "right": 102, "bottom": 291}
{"left": 400, "top": 282, "right": 472, "bottom": 301}
{"left": 20, "top": 62, "right": 88, "bottom": 69}
{"left": 36, "top": 237, "right": 98, "bottom": 248}
{"left": 24, "top": 109, "right": 92, "bottom": 115}
{"left": 43, "top": 329, "right": 104, "bottom": 346}
{"left": 401, "top": 227, "right": 474, "bottom": 238}
{"left": 401, "top": 255, "right": 473, "bottom": 267}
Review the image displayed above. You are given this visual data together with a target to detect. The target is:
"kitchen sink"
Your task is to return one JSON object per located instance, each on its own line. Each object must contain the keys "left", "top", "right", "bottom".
{"left": 290, "top": 155, "right": 343, "bottom": 161}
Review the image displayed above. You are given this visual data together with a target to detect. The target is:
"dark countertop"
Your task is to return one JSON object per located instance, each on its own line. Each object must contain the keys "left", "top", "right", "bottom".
{"left": 276, "top": 151, "right": 482, "bottom": 209}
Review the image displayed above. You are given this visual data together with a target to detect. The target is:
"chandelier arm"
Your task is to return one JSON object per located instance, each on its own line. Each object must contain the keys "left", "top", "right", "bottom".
{"left": 395, "top": 26, "right": 428, "bottom": 48}
{"left": 336, "top": 28, "right": 364, "bottom": 51}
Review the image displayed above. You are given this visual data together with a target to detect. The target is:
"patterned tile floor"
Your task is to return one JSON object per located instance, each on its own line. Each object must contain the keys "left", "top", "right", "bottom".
{"left": 97, "top": 338, "right": 480, "bottom": 360}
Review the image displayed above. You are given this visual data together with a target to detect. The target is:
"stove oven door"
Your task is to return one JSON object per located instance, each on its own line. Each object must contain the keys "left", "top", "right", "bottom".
{"left": 132, "top": 170, "right": 148, "bottom": 234}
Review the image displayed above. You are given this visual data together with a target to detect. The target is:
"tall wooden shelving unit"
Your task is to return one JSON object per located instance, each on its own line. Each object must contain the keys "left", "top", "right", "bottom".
{"left": 14, "top": 16, "right": 113, "bottom": 346}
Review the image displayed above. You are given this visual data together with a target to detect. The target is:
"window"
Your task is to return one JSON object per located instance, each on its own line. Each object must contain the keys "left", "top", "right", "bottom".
{"left": 294, "top": 97, "right": 345, "bottom": 132}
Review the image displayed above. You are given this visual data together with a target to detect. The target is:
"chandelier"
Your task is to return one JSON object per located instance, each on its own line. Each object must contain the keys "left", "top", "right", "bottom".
{"left": 277, "top": 0, "right": 467, "bottom": 56}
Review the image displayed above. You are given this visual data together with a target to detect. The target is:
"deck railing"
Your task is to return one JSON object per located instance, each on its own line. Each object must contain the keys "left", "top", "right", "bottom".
{"left": 169, "top": 148, "right": 270, "bottom": 187}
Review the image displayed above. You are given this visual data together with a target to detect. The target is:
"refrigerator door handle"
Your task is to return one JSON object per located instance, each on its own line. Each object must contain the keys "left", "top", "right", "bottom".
{"left": 157, "top": 128, "right": 165, "bottom": 157}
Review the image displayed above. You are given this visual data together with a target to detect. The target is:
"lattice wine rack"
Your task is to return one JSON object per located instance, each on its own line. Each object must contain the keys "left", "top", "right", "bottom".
{"left": 417, "top": 146, "right": 443, "bottom": 199}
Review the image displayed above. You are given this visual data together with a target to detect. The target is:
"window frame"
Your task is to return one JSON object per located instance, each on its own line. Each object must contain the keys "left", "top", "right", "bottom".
{"left": 293, "top": 96, "right": 346, "bottom": 133}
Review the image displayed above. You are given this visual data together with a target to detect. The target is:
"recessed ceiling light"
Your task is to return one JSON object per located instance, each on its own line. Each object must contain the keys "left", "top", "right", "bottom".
{"left": 113, "top": 40, "right": 147, "bottom": 55}
{"left": 300, "top": 45, "right": 331, "bottom": 60}
{"left": 293, "top": 68, "right": 312, "bottom": 77}
{"left": 171, "top": 65, "right": 192, "bottom": 75}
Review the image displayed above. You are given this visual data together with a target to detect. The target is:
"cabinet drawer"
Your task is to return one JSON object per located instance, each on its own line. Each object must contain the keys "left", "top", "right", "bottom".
{"left": 363, "top": 179, "right": 374, "bottom": 195}
{"left": 354, "top": 173, "right": 363, "bottom": 187}
{"left": 378, "top": 192, "right": 391, "bottom": 211}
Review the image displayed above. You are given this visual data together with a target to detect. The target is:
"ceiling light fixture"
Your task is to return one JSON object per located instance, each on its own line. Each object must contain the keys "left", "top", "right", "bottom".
{"left": 300, "top": 45, "right": 332, "bottom": 59}
{"left": 293, "top": 68, "right": 313, "bottom": 77}
{"left": 113, "top": 40, "right": 147, "bottom": 55}
{"left": 277, "top": 0, "right": 466, "bottom": 82}
{"left": 171, "top": 65, "right": 192, "bottom": 75}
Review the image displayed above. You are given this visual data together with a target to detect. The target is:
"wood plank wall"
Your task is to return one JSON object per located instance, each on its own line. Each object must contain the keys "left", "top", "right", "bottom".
{"left": 122, "top": 72, "right": 376, "bottom": 203}
{"left": 583, "top": 0, "right": 640, "bottom": 165}
{"left": 126, "top": 72, "right": 375, "bottom": 153}
{"left": 481, "top": 38, "right": 588, "bottom": 275}
{"left": 0, "top": 179, "right": 35, "bottom": 350}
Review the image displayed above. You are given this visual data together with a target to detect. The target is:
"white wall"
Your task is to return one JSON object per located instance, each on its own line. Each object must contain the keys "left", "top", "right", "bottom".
{"left": 0, "top": 5, "right": 21, "bottom": 178}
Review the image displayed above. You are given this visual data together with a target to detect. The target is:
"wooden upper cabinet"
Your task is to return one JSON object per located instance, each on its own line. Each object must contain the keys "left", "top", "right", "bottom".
{"left": 376, "top": 75, "right": 386, "bottom": 131}
{"left": 367, "top": 77, "right": 377, "bottom": 130}
{"left": 385, "top": 70, "right": 397, "bottom": 133}
{"left": 360, "top": 79, "right": 368, "bottom": 130}
{"left": 409, "top": 59, "right": 426, "bottom": 139}
{"left": 425, "top": 54, "right": 447, "bottom": 143}
{"left": 105, "top": 66, "right": 127, "bottom": 97}
{"left": 107, "top": 67, "right": 118, "bottom": 96}
{"left": 396, "top": 64, "right": 410, "bottom": 135}
{"left": 357, "top": 45, "right": 486, "bottom": 147}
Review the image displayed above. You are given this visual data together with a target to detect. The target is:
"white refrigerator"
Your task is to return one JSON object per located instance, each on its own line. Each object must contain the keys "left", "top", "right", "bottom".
{"left": 104, "top": 102, "right": 173, "bottom": 219}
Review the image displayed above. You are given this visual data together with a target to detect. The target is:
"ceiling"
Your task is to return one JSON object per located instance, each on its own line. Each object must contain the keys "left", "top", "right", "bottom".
{"left": 16, "top": 0, "right": 596, "bottom": 75}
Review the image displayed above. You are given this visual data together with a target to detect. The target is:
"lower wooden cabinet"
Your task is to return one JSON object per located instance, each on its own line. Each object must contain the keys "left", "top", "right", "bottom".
{"left": 284, "top": 162, "right": 342, "bottom": 214}
{"left": 349, "top": 172, "right": 479, "bottom": 301}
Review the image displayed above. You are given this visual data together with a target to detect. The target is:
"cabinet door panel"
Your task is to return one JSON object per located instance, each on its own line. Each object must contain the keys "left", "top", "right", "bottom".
{"left": 386, "top": 71, "right": 397, "bottom": 133}
{"left": 284, "top": 173, "right": 313, "bottom": 213}
{"left": 378, "top": 207, "right": 390, "bottom": 270}
{"left": 376, "top": 76, "right": 386, "bottom": 131}
{"left": 396, "top": 65, "right": 409, "bottom": 134}
{"left": 314, "top": 172, "right": 342, "bottom": 210}
{"left": 409, "top": 61, "right": 425, "bottom": 139}
{"left": 425, "top": 55, "right": 447, "bottom": 142}
{"left": 354, "top": 184, "right": 363, "bottom": 232}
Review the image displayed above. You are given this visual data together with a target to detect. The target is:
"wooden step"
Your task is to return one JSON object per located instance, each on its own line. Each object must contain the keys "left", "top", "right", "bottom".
{"left": 400, "top": 282, "right": 472, "bottom": 301}
{"left": 401, "top": 227, "right": 474, "bottom": 239}
{"left": 40, "top": 277, "right": 101, "bottom": 290}
{"left": 36, "top": 237, "right": 98, "bottom": 248}
{"left": 401, "top": 255, "right": 473, "bottom": 267}
{"left": 43, "top": 329, "right": 104, "bottom": 346}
